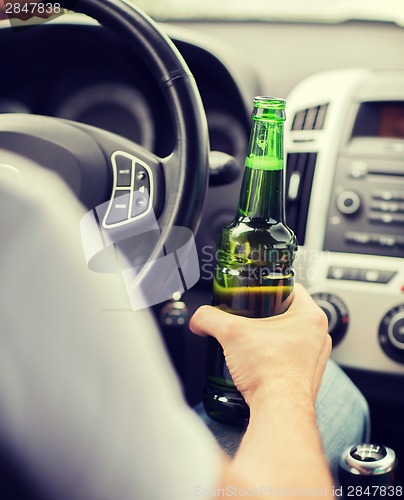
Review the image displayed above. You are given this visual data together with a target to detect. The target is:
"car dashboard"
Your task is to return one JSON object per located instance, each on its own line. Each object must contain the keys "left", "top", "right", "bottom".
{"left": 0, "top": 19, "right": 253, "bottom": 163}
{"left": 1, "top": 13, "right": 404, "bottom": 464}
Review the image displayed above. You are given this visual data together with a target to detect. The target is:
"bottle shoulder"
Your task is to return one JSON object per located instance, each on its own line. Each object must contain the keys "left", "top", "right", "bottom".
{"left": 216, "top": 218, "right": 297, "bottom": 268}
{"left": 220, "top": 218, "right": 297, "bottom": 248}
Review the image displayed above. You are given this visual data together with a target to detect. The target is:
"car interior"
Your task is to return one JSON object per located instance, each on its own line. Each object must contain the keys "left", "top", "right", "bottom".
{"left": 1, "top": 0, "right": 404, "bottom": 489}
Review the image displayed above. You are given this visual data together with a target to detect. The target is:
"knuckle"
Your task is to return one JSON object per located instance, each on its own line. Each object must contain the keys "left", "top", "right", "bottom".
{"left": 189, "top": 305, "right": 212, "bottom": 333}
{"left": 326, "top": 333, "right": 333, "bottom": 351}
{"left": 313, "top": 305, "right": 329, "bottom": 331}
{"left": 195, "top": 305, "right": 211, "bottom": 320}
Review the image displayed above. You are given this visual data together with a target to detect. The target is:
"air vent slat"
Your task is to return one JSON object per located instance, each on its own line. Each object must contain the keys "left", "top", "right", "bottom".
{"left": 303, "top": 107, "right": 318, "bottom": 130}
{"left": 292, "top": 110, "right": 307, "bottom": 130}
{"left": 297, "top": 152, "right": 317, "bottom": 238}
{"left": 291, "top": 103, "right": 329, "bottom": 131}
{"left": 314, "top": 104, "right": 328, "bottom": 130}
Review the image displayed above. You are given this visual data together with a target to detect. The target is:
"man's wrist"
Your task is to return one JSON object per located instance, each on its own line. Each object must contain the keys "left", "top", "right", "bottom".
{"left": 246, "top": 380, "right": 315, "bottom": 417}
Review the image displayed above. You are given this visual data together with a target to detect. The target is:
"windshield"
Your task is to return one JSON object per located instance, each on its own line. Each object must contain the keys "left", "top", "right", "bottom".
{"left": 134, "top": 0, "right": 404, "bottom": 26}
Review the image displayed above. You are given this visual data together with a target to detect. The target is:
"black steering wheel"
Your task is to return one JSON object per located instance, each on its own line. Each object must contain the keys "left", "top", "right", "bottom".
{"left": 0, "top": 0, "right": 209, "bottom": 281}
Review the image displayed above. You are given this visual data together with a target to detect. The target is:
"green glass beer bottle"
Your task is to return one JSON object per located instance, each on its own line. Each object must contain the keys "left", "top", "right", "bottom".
{"left": 204, "top": 96, "right": 298, "bottom": 426}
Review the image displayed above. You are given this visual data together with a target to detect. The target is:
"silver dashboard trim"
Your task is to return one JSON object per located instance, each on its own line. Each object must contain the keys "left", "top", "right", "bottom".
{"left": 102, "top": 150, "right": 154, "bottom": 230}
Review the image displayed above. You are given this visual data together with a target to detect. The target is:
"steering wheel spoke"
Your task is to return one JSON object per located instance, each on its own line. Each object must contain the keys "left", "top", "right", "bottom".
{"left": 75, "top": 122, "right": 165, "bottom": 229}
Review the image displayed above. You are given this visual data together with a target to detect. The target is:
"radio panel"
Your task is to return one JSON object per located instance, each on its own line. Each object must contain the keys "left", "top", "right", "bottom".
{"left": 324, "top": 153, "right": 404, "bottom": 259}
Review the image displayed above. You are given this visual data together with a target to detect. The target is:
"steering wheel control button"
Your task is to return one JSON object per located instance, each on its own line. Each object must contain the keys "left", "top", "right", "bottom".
{"left": 137, "top": 170, "right": 146, "bottom": 181}
{"left": 132, "top": 190, "right": 149, "bottom": 218}
{"left": 379, "top": 305, "right": 404, "bottom": 362}
{"left": 311, "top": 293, "right": 349, "bottom": 346}
{"left": 116, "top": 155, "right": 134, "bottom": 187}
{"left": 134, "top": 164, "right": 150, "bottom": 193}
{"left": 337, "top": 190, "right": 361, "bottom": 215}
{"left": 103, "top": 151, "right": 153, "bottom": 229}
{"left": 106, "top": 190, "right": 131, "bottom": 225}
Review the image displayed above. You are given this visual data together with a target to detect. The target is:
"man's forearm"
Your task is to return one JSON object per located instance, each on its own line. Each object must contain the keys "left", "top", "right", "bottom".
{"left": 219, "top": 388, "right": 335, "bottom": 497}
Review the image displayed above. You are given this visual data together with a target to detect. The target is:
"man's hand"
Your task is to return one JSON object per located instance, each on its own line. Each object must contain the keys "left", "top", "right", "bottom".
{"left": 191, "top": 284, "right": 335, "bottom": 495}
{"left": 0, "top": 0, "right": 58, "bottom": 20}
{"left": 190, "top": 283, "right": 331, "bottom": 408}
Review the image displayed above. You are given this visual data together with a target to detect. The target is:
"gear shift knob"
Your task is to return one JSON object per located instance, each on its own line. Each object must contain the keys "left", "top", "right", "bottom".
{"left": 339, "top": 444, "right": 397, "bottom": 495}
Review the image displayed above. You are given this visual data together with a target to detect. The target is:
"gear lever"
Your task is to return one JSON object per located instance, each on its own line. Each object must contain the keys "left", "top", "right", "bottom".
{"left": 338, "top": 444, "right": 398, "bottom": 498}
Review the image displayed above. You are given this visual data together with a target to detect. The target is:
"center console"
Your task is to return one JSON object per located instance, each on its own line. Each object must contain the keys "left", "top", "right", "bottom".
{"left": 285, "top": 69, "right": 404, "bottom": 377}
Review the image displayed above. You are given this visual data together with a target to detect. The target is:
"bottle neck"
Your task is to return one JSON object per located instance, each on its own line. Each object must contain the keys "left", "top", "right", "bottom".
{"left": 237, "top": 119, "right": 285, "bottom": 222}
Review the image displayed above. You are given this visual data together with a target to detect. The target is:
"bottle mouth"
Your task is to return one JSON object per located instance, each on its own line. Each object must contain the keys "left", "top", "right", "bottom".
{"left": 253, "top": 96, "right": 286, "bottom": 110}
{"left": 252, "top": 96, "right": 286, "bottom": 121}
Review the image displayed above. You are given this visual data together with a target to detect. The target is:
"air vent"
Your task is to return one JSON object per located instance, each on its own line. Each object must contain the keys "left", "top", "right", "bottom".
{"left": 285, "top": 152, "right": 318, "bottom": 245}
{"left": 291, "top": 104, "right": 328, "bottom": 131}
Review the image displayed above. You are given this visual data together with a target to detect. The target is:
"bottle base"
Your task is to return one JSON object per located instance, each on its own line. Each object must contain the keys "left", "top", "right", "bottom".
{"left": 203, "top": 386, "right": 250, "bottom": 426}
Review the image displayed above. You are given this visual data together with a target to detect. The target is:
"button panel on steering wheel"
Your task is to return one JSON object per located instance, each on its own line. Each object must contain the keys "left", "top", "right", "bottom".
{"left": 103, "top": 151, "right": 153, "bottom": 229}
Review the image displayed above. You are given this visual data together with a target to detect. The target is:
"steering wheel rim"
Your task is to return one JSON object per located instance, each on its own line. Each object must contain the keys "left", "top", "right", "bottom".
{"left": 0, "top": 0, "right": 210, "bottom": 299}
{"left": 2, "top": 0, "right": 210, "bottom": 230}
{"left": 66, "top": 0, "right": 209, "bottom": 232}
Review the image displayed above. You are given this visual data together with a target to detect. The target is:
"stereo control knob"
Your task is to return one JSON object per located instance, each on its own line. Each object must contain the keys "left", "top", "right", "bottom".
{"left": 388, "top": 312, "right": 404, "bottom": 350}
{"left": 337, "top": 190, "right": 361, "bottom": 215}
{"left": 379, "top": 305, "right": 404, "bottom": 363}
{"left": 311, "top": 293, "right": 349, "bottom": 346}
